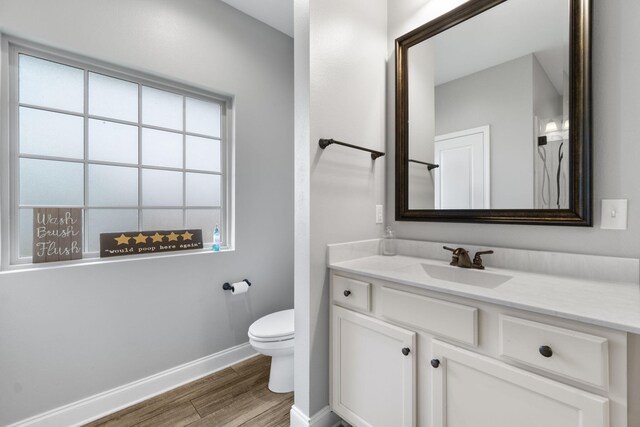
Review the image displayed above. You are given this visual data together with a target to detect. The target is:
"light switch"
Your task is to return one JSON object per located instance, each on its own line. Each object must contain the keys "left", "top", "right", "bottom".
{"left": 376, "top": 205, "right": 384, "bottom": 224}
{"left": 600, "top": 199, "right": 628, "bottom": 230}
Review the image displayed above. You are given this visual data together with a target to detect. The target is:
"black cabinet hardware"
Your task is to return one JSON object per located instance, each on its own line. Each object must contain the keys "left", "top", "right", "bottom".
{"left": 402, "top": 347, "right": 411, "bottom": 356}
{"left": 539, "top": 345, "right": 553, "bottom": 358}
{"left": 343, "top": 290, "right": 351, "bottom": 297}
{"left": 431, "top": 359, "right": 440, "bottom": 368}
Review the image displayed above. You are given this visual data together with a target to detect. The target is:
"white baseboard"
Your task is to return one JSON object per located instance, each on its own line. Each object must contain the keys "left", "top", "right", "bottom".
{"left": 290, "top": 405, "right": 342, "bottom": 427}
{"left": 7, "top": 342, "right": 257, "bottom": 427}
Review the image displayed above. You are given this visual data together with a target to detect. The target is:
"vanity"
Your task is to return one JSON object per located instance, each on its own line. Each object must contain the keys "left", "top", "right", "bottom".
{"left": 328, "top": 0, "right": 638, "bottom": 425}
{"left": 328, "top": 239, "right": 640, "bottom": 427}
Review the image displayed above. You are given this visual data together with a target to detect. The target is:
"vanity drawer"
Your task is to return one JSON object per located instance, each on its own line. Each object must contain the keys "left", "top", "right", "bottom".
{"left": 380, "top": 287, "right": 478, "bottom": 346}
{"left": 499, "top": 315, "right": 609, "bottom": 388}
{"left": 333, "top": 275, "right": 371, "bottom": 312}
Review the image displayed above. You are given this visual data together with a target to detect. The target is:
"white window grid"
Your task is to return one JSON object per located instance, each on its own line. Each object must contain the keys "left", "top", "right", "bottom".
{"left": 5, "top": 40, "right": 233, "bottom": 266}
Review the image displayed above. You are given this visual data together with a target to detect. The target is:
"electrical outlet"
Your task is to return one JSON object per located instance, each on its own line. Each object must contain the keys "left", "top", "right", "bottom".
{"left": 600, "top": 199, "right": 628, "bottom": 230}
{"left": 375, "top": 205, "right": 384, "bottom": 224}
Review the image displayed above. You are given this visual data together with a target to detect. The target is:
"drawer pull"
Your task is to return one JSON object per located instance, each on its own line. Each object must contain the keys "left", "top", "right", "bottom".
{"left": 539, "top": 345, "right": 553, "bottom": 358}
{"left": 431, "top": 359, "right": 440, "bottom": 368}
{"left": 343, "top": 290, "right": 351, "bottom": 297}
{"left": 401, "top": 347, "right": 411, "bottom": 356}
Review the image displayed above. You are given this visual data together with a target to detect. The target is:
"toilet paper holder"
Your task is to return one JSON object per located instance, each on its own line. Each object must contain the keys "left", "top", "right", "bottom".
{"left": 222, "top": 279, "right": 252, "bottom": 292}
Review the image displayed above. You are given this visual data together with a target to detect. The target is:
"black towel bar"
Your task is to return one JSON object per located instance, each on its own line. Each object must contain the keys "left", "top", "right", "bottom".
{"left": 408, "top": 159, "right": 439, "bottom": 171}
{"left": 319, "top": 138, "right": 385, "bottom": 160}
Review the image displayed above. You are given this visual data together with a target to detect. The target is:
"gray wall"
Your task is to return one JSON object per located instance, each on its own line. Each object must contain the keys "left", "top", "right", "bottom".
{"left": 294, "top": 0, "right": 387, "bottom": 418}
{"left": 408, "top": 41, "right": 436, "bottom": 209}
{"left": 293, "top": 0, "right": 312, "bottom": 417}
{"left": 388, "top": 0, "right": 640, "bottom": 259}
{"left": 532, "top": 55, "right": 563, "bottom": 122}
{"left": 0, "top": 0, "right": 294, "bottom": 424}
{"left": 434, "top": 54, "right": 534, "bottom": 209}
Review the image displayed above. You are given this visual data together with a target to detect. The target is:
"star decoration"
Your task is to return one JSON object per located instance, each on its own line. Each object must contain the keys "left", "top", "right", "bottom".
{"left": 150, "top": 232, "right": 165, "bottom": 243}
{"left": 167, "top": 232, "right": 179, "bottom": 242}
{"left": 133, "top": 233, "right": 149, "bottom": 244}
{"left": 181, "top": 231, "right": 194, "bottom": 241}
{"left": 114, "top": 234, "right": 131, "bottom": 245}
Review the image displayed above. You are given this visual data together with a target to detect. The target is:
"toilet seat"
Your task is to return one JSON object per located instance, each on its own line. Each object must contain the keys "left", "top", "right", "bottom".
{"left": 249, "top": 332, "right": 294, "bottom": 343}
{"left": 248, "top": 309, "right": 294, "bottom": 342}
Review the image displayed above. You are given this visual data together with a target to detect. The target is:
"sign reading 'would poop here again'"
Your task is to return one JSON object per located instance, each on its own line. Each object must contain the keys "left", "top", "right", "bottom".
{"left": 99, "top": 229, "right": 204, "bottom": 258}
{"left": 33, "top": 208, "right": 82, "bottom": 263}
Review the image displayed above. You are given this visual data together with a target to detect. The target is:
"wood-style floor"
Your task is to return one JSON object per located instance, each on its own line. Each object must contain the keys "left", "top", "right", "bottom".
{"left": 84, "top": 355, "right": 292, "bottom": 427}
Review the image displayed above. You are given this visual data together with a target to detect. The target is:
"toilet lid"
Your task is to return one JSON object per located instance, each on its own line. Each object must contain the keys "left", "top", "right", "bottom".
{"left": 248, "top": 309, "right": 294, "bottom": 341}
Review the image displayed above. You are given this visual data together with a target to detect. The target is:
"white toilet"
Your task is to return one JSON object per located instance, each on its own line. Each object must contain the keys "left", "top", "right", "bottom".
{"left": 248, "top": 309, "right": 294, "bottom": 393}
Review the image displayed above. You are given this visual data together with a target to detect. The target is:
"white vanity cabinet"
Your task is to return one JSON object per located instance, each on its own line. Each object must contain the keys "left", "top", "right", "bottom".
{"left": 329, "top": 271, "right": 637, "bottom": 427}
{"left": 430, "top": 340, "right": 609, "bottom": 427}
{"left": 332, "top": 305, "right": 416, "bottom": 427}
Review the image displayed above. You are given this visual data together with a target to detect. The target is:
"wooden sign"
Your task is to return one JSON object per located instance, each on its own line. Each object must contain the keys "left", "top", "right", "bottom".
{"left": 33, "top": 208, "right": 82, "bottom": 263}
{"left": 99, "top": 229, "right": 203, "bottom": 258}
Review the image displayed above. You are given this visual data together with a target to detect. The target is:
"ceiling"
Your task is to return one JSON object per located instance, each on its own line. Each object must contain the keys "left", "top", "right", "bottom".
{"left": 431, "top": 0, "right": 569, "bottom": 94}
{"left": 221, "top": 0, "right": 567, "bottom": 93}
{"left": 220, "top": 0, "right": 293, "bottom": 37}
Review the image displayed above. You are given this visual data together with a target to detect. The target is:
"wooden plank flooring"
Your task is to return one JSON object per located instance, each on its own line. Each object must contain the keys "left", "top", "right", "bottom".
{"left": 84, "top": 355, "right": 292, "bottom": 427}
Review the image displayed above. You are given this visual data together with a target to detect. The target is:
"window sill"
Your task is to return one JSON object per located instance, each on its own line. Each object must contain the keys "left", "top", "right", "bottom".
{"left": 1, "top": 246, "right": 234, "bottom": 274}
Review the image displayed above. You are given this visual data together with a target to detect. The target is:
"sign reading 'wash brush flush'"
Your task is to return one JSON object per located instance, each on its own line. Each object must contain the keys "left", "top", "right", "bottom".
{"left": 32, "top": 208, "right": 82, "bottom": 263}
{"left": 99, "top": 229, "right": 203, "bottom": 258}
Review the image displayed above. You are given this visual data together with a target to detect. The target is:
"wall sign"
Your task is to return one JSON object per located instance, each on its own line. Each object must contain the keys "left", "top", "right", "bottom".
{"left": 33, "top": 208, "right": 82, "bottom": 263}
{"left": 99, "top": 229, "right": 203, "bottom": 258}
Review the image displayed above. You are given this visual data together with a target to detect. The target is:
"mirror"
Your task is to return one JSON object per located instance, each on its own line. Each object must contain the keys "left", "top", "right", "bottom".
{"left": 395, "top": 0, "right": 592, "bottom": 225}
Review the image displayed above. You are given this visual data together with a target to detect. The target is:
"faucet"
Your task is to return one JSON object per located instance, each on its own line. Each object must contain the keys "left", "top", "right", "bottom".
{"left": 444, "top": 246, "right": 493, "bottom": 269}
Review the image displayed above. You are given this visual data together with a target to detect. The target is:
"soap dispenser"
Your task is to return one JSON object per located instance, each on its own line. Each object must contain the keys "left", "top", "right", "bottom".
{"left": 382, "top": 226, "right": 396, "bottom": 256}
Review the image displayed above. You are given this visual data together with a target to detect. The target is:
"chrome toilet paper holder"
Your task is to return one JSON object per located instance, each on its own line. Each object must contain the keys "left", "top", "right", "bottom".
{"left": 222, "top": 279, "right": 252, "bottom": 292}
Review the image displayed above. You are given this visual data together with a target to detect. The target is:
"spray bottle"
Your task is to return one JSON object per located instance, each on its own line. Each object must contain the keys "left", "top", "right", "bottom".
{"left": 213, "top": 224, "right": 221, "bottom": 252}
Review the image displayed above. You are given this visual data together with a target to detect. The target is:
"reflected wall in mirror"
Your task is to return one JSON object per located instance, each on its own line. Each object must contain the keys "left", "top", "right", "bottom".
{"left": 396, "top": 0, "right": 592, "bottom": 225}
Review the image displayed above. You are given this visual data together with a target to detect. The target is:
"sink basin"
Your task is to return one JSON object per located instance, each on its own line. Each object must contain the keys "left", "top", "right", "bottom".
{"left": 403, "top": 263, "right": 512, "bottom": 288}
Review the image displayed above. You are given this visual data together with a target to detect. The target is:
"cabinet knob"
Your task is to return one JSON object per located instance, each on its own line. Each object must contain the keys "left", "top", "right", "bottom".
{"left": 401, "top": 347, "right": 411, "bottom": 356}
{"left": 539, "top": 345, "right": 553, "bottom": 358}
{"left": 431, "top": 359, "right": 440, "bottom": 368}
{"left": 343, "top": 290, "right": 351, "bottom": 297}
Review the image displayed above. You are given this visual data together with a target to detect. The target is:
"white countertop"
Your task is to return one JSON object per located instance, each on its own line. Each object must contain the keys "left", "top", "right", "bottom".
{"left": 329, "top": 254, "right": 640, "bottom": 334}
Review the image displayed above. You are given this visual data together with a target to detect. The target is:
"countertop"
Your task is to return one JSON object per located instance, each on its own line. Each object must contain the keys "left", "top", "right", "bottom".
{"left": 329, "top": 254, "right": 640, "bottom": 334}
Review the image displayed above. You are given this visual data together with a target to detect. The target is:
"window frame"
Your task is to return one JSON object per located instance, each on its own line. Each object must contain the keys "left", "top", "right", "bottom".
{"left": 1, "top": 37, "right": 235, "bottom": 268}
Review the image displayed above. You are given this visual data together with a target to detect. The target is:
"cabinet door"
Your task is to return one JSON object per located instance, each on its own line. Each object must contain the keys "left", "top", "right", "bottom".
{"left": 332, "top": 305, "right": 416, "bottom": 427}
{"left": 431, "top": 340, "right": 609, "bottom": 427}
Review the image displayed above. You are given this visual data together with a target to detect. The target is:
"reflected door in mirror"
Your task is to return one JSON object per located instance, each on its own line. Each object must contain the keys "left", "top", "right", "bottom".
{"left": 434, "top": 126, "right": 490, "bottom": 209}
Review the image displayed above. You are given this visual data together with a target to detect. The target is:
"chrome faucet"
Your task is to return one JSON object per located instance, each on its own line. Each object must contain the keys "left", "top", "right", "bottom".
{"left": 444, "top": 246, "right": 493, "bottom": 269}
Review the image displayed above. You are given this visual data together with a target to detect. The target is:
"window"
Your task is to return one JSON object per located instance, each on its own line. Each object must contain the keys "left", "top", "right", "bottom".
{"left": 7, "top": 42, "right": 231, "bottom": 265}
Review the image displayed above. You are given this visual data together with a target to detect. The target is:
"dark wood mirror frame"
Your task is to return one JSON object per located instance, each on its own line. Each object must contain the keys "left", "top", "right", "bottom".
{"left": 395, "top": 0, "right": 592, "bottom": 226}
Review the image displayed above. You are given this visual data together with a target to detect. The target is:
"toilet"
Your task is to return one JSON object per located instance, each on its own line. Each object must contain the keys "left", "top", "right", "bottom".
{"left": 248, "top": 309, "right": 294, "bottom": 393}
